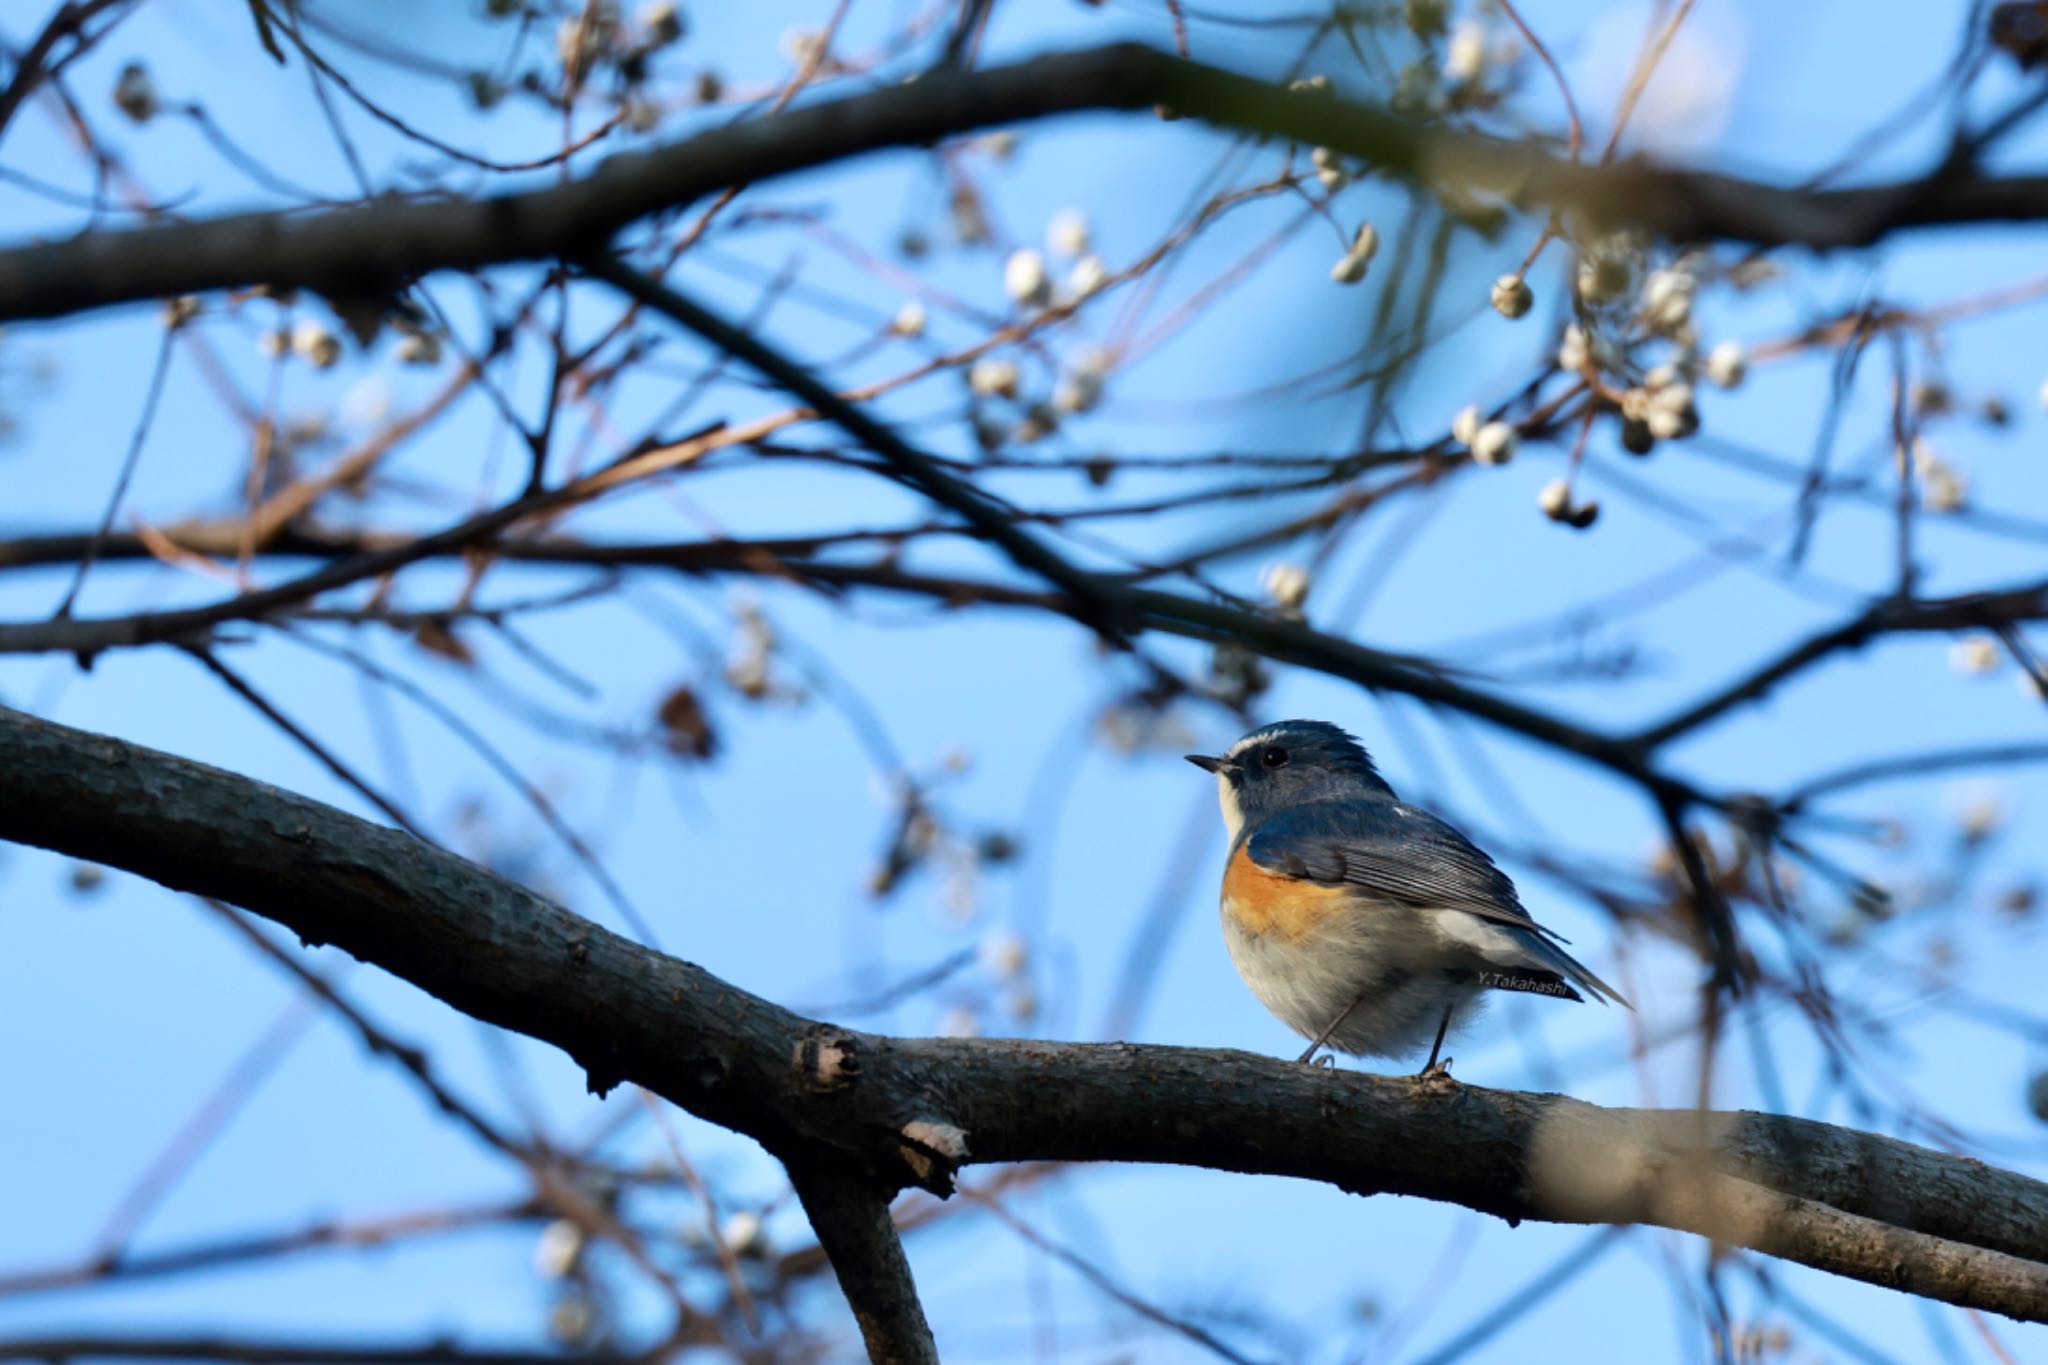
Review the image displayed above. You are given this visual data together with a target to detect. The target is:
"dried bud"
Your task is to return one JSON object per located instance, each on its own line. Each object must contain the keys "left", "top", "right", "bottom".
{"left": 971, "top": 411, "right": 1007, "bottom": 453}
{"left": 1620, "top": 417, "right": 1656, "bottom": 456}
{"left": 980, "top": 932, "right": 1028, "bottom": 978}
{"left": 1538, "top": 478, "right": 1572, "bottom": 521}
{"left": 1330, "top": 252, "right": 1370, "bottom": 285}
{"left": 1451, "top": 404, "right": 1481, "bottom": 446}
{"left": 1053, "top": 369, "right": 1102, "bottom": 414}
{"left": 1003, "top": 249, "right": 1051, "bottom": 309}
{"left": 1490, "top": 274, "right": 1533, "bottom": 319}
{"left": 1913, "top": 439, "right": 1969, "bottom": 512}
{"left": 891, "top": 300, "right": 926, "bottom": 338}
{"left": 1572, "top": 255, "right": 1622, "bottom": 306}
{"left": 291, "top": 320, "right": 341, "bottom": 370}
{"left": 1012, "top": 401, "right": 1058, "bottom": 444}
{"left": 1912, "top": 380, "right": 1953, "bottom": 417}
{"left": 1950, "top": 634, "right": 2000, "bottom": 675}
{"left": 113, "top": 63, "right": 158, "bottom": 123}
{"left": 466, "top": 71, "right": 505, "bottom": 109}
{"left": 1067, "top": 254, "right": 1108, "bottom": 298}
{"left": 1706, "top": 340, "right": 1747, "bottom": 389}
{"left": 656, "top": 685, "right": 716, "bottom": 758}
{"left": 1644, "top": 383, "right": 1699, "bottom": 440}
{"left": 1444, "top": 20, "right": 1486, "bottom": 83}
{"left": 535, "top": 1219, "right": 584, "bottom": 1278}
{"left": 1557, "top": 324, "right": 1589, "bottom": 373}
{"left": 1311, "top": 146, "right": 1348, "bottom": 192}
{"left": 1047, "top": 208, "right": 1091, "bottom": 258}
{"left": 639, "top": 1, "right": 685, "bottom": 46}
{"left": 967, "top": 357, "right": 1019, "bottom": 400}
{"left": 1640, "top": 268, "right": 1693, "bottom": 332}
{"left": 1470, "top": 421, "right": 1518, "bottom": 466}
{"left": 396, "top": 331, "right": 442, "bottom": 366}
{"left": 721, "top": 1210, "right": 767, "bottom": 1257}
{"left": 1260, "top": 561, "right": 1311, "bottom": 610}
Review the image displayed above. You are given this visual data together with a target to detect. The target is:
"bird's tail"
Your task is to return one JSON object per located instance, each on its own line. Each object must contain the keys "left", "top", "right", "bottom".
{"left": 1513, "top": 933, "right": 1633, "bottom": 1009}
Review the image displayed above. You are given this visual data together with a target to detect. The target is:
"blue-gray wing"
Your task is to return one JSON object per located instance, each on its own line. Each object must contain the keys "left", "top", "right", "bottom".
{"left": 1242, "top": 799, "right": 1562, "bottom": 941}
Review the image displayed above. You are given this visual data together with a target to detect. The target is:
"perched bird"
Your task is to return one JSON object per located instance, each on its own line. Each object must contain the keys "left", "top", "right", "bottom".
{"left": 1188, "top": 720, "right": 1627, "bottom": 1073}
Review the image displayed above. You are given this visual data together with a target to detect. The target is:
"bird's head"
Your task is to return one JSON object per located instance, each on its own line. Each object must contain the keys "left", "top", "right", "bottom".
{"left": 1186, "top": 719, "right": 1391, "bottom": 841}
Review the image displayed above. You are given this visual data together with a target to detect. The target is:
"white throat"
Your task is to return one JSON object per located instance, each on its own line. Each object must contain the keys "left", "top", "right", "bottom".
{"left": 1216, "top": 772, "right": 1248, "bottom": 845}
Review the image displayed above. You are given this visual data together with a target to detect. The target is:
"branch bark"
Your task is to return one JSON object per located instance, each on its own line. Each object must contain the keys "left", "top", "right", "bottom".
{"left": 785, "top": 1164, "right": 940, "bottom": 1365}
{"left": 7, "top": 44, "right": 2048, "bottom": 325}
{"left": 2, "top": 703, "right": 2045, "bottom": 1329}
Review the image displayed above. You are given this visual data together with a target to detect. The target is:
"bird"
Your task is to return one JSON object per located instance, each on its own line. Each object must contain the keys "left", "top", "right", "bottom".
{"left": 1187, "top": 719, "right": 1628, "bottom": 1074}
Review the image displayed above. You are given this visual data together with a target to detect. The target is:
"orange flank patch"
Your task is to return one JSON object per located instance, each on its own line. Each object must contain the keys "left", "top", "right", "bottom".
{"left": 1222, "top": 843, "right": 1350, "bottom": 941}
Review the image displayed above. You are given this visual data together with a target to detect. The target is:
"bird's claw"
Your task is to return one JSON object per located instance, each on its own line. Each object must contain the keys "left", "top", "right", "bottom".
{"left": 1416, "top": 1056, "right": 1456, "bottom": 1084}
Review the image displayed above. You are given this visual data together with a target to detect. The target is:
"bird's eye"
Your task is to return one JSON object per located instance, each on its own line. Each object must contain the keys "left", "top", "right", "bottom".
{"left": 1261, "top": 746, "right": 1290, "bottom": 769}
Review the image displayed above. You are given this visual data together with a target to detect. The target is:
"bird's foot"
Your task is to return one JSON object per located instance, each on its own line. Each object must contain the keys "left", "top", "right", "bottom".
{"left": 1296, "top": 1043, "right": 1334, "bottom": 1066}
{"left": 1416, "top": 1056, "right": 1456, "bottom": 1085}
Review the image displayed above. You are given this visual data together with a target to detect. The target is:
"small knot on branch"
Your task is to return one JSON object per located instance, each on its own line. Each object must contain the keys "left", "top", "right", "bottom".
{"left": 794, "top": 1026, "right": 861, "bottom": 1092}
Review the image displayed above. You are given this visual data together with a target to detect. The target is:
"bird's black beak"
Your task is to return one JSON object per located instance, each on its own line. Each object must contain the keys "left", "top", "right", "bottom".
{"left": 1185, "top": 754, "right": 1225, "bottom": 774}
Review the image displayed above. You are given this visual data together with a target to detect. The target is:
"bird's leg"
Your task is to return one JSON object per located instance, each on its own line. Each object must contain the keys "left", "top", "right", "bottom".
{"left": 1416, "top": 1005, "right": 1454, "bottom": 1080}
{"left": 1297, "top": 992, "right": 1367, "bottom": 1065}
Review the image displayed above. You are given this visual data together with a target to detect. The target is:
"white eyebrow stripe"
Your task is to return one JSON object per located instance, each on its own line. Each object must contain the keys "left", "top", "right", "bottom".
{"left": 1223, "top": 727, "right": 1282, "bottom": 761}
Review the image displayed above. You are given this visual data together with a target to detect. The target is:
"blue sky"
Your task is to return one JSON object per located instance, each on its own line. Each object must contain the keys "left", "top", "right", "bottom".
{"left": 2, "top": 1, "right": 2045, "bottom": 1361}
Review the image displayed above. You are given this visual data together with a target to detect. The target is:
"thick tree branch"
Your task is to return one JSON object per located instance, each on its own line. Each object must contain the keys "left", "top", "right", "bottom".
{"left": 785, "top": 1164, "right": 940, "bottom": 1365}
{"left": 1, "top": 704, "right": 2045, "bottom": 1326}
{"left": 6, "top": 44, "right": 2048, "bottom": 324}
